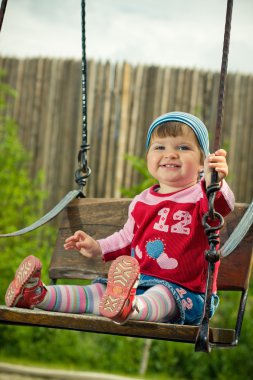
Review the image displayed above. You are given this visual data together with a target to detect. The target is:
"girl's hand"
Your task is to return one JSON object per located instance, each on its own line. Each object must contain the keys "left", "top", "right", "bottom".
{"left": 204, "top": 149, "right": 229, "bottom": 187}
{"left": 64, "top": 230, "right": 102, "bottom": 258}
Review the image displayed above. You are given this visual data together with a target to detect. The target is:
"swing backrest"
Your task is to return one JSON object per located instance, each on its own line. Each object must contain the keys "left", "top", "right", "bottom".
{"left": 49, "top": 199, "right": 253, "bottom": 293}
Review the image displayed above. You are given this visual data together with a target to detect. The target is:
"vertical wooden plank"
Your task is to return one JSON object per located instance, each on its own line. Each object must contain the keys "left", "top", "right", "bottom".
{"left": 226, "top": 73, "right": 241, "bottom": 198}
{"left": 208, "top": 71, "right": 220, "bottom": 146}
{"left": 174, "top": 67, "right": 184, "bottom": 110}
{"left": 153, "top": 66, "right": 165, "bottom": 117}
{"left": 0, "top": 57, "right": 11, "bottom": 119}
{"left": 17, "top": 58, "right": 30, "bottom": 146}
{"left": 25, "top": 59, "right": 37, "bottom": 153}
{"left": 36, "top": 58, "right": 52, "bottom": 178}
{"left": 168, "top": 67, "right": 179, "bottom": 111}
{"left": 29, "top": 58, "right": 44, "bottom": 179}
{"left": 114, "top": 62, "right": 132, "bottom": 197}
{"left": 221, "top": 71, "right": 233, "bottom": 194}
{"left": 28, "top": 58, "right": 39, "bottom": 176}
{"left": 58, "top": 59, "right": 82, "bottom": 198}
{"left": 237, "top": 74, "right": 251, "bottom": 202}
{"left": 145, "top": 66, "right": 159, "bottom": 122}
{"left": 98, "top": 61, "right": 113, "bottom": 197}
{"left": 131, "top": 65, "right": 149, "bottom": 186}
{"left": 181, "top": 68, "right": 192, "bottom": 112}
{"left": 124, "top": 64, "right": 145, "bottom": 189}
{"left": 89, "top": 61, "right": 104, "bottom": 197}
{"left": 70, "top": 59, "right": 83, "bottom": 191}
{"left": 85, "top": 59, "right": 97, "bottom": 197}
{"left": 189, "top": 69, "right": 200, "bottom": 115}
{"left": 43, "top": 59, "right": 64, "bottom": 204}
{"left": 12, "top": 59, "right": 25, "bottom": 124}
{"left": 6, "top": 58, "right": 18, "bottom": 119}
{"left": 196, "top": 70, "right": 205, "bottom": 120}
{"left": 202, "top": 71, "right": 214, "bottom": 140}
{"left": 105, "top": 62, "right": 123, "bottom": 197}
{"left": 160, "top": 66, "right": 172, "bottom": 114}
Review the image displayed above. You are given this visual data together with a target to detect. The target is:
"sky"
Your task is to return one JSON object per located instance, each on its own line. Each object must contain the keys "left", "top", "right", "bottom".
{"left": 0, "top": 0, "right": 253, "bottom": 74}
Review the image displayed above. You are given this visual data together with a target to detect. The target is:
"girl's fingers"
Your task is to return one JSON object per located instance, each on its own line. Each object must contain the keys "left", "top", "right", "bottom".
{"left": 214, "top": 148, "right": 227, "bottom": 157}
{"left": 79, "top": 248, "right": 92, "bottom": 258}
{"left": 74, "top": 230, "right": 87, "bottom": 240}
{"left": 65, "top": 236, "right": 78, "bottom": 244}
{"left": 64, "top": 231, "right": 86, "bottom": 244}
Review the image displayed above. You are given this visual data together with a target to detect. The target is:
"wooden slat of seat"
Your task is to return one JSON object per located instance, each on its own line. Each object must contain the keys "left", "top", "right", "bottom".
{"left": 0, "top": 306, "right": 235, "bottom": 345}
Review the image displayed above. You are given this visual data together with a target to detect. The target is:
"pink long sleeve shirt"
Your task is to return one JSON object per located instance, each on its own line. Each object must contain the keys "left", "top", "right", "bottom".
{"left": 98, "top": 180, "right": 235, "bottom": 293}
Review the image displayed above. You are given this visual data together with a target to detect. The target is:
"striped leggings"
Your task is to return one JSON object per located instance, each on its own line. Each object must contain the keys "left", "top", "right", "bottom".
{"left": 37, "top": 283, "right": 177, "bottom": 322}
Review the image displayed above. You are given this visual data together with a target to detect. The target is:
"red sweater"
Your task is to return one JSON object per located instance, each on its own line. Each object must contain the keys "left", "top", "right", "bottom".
{"left": 98, "top": 180, "right": 235, "bottom": 293}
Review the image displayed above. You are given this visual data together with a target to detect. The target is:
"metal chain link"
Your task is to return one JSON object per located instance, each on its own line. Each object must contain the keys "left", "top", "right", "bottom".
{"left": 75, "top": 0, "right": 91, "bottom": 191}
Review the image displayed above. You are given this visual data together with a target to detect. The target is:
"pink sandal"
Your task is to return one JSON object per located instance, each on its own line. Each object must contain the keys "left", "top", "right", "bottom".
{"left": 5, "top": 255, "right": 47, "bottom": 308}
{"left": 99, "top": 255, "right": 140, "bottom": 324}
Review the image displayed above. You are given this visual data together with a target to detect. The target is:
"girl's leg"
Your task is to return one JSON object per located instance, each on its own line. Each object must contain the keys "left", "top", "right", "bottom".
{"left": 6, "top": 256, "right": 177, "bottom": 321}
{"left": 131, "top": 284, "right": 178, "bottom": 322}
{"left": 99, "top": 256, "right": 178, "bottom": 324}
{"left": 38, "top": 283, "right": 106, "bottom": 314}
{"left": 5, "top": 255, "right": 106, "bottom": 315}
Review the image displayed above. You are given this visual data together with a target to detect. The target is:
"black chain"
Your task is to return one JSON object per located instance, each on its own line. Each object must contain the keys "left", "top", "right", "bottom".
{"left": 204, "top": 0, "right": 233, "bottom": 270}
{"left": 203, "top": 183, "right": 224, "bottom": 262}
{"left": 195, "top": 0, "right": 233, "bottom": 353}
{"left": 75, "top": 0, "right": 91, "bottom": 191}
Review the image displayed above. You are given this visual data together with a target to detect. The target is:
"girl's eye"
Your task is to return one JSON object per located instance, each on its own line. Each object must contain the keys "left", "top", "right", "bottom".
{"left": 178, "top": 145, "right": 190, "bottom": 151}
{"left": 154, "top": 145, "right": 165, "bottom": 150}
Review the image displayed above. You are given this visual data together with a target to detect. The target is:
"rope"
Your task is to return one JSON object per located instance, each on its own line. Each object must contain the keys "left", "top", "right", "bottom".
{"left": 0, "top": 0, "right": 8, "bottom": 32}
{"left": 221, "top": 200, "right": 253, "bottom": 257}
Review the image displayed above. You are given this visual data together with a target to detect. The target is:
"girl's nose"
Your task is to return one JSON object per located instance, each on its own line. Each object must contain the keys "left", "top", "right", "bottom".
{"left": 164, "top": 150, "right": 179, "bottom": 159}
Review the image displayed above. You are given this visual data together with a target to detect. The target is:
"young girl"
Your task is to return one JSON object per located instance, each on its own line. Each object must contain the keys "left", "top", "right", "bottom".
{"left": 5, "top": 111, "right": 234, "bottom": 325}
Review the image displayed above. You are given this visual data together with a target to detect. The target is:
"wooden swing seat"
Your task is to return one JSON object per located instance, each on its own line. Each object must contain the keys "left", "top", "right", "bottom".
{"left": 0, "top": 198, "right": 252, "bottom": 349}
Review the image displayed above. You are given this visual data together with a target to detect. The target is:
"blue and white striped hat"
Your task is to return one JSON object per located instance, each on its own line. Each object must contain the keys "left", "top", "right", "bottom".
{"left": 146, "top": 111, "right": 210, "bottom": 157}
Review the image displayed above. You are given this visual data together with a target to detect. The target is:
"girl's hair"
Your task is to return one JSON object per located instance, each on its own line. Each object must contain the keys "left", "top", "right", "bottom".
{"left": 151, "top": 121, "right": 189, "bottom": 138}
{"left": 150, "top": 121, "right": 205, "bottom": 163}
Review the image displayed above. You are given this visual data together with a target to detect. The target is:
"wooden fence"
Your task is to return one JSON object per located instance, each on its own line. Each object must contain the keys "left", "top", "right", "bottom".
{"left": 0, "top": 57, "right": 252, "bottom": 209}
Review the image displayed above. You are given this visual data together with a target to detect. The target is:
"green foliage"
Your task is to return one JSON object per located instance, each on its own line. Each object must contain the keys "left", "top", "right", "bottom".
{"left": 0, "top": 74, "right": 57, "bottom": 304}
{"left": 0, "top": 73, "right": 57, "bottom": 358}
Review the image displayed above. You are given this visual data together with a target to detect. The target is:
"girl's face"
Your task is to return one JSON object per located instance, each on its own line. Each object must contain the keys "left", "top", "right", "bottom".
{"left": 147, "top": 126, "right": 204, "bottom": 193}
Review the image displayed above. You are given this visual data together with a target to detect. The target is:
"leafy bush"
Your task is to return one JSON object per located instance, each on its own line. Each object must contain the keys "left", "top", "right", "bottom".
{"left": 0, "top": 72, "right": 57, "bottom": 303}
{"left": 0, "top": 72, "right": 57, "bottom": 353}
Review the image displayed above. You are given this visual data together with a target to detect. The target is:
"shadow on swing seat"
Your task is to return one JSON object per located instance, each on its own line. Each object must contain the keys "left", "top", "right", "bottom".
{"left": 0, "top": 198, "right": 252, "bottom": 351}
